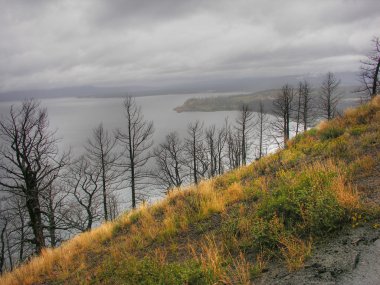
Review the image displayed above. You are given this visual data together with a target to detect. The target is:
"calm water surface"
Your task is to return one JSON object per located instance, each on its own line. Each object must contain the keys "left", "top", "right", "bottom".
{"left": 0, "top": 93, "right": 241, "bottom": 153}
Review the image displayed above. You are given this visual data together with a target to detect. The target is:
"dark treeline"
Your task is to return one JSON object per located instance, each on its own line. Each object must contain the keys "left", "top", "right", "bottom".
{"left": 0, "top": 37, "right": 379, "bottom": 273}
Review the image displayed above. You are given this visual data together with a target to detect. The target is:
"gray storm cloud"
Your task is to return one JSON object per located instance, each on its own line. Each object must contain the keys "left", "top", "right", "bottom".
{"left": 0, "top": 0, "right": 379, "bottom": 92}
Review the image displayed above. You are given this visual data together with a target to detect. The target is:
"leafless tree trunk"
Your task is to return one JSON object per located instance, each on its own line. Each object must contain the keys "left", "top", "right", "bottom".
{"left": 256, "top": 101, "right": 268, "bottom": 159}
{"left": 226, "top": 126, "right": 242, "bottom": 170}
{"left": 85, "top": 123, "right": 120, "bottom": 221}
{"left": 152, "top": 132, "right": 187, "bottom": 193}
{"left": 65, "top": 156, "right": 102, "bottom": 232}
{"left": 40, "top": 183, "right": 70, "bottom": 247}
{"left": 358, "top": 37, "right": 380, "bottom": 99}
{"left": 273, "top": 84, "right": 294, "bottom": 146}
{"left": 107, "top": 194, "right": 120, "bottom": 221}
{"left": 235, "top": 104, "right": 255, "bottom": 166}
{"left": 205, "top": 125, "right": 217, "bottom": 177}
{"left": 215, "top": 122, "right": 228, "bottom": 175}
{"left": 0, "top": 100, "right": 68, "bottom": 254}
{"left": 116, "top": 97, "right": 154, "bottom": 209}
{"left": 295, "top": 83, "right": 302, "bottom": 135}
{"left": 185, "top": 121, "right": 204, "bottom": 185}
{"left": 0, "top": 214, "right": 7, "bottom": 274}
{"left": 299, "top": 80, "right": 314, "bottom": 131}
{"left": 319, "top": 72, "right": 341, "bottom": 120}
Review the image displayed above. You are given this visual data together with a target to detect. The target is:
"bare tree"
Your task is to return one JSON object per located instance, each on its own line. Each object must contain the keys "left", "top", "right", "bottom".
{"left": 273, "top": 84, "right": 294, "bottom": 146}
{"left": 294, "top": 83, "right": 303, "bottom": 135}
{"left": 40, "top": 182, "right": 70, "bottom": 247}
{"left": 205, "top": 123, "right": 228, "bottom": 176}
{"left": 256, "top": 101, "right": 269, "bottom": 159}
{"left": 0, "top": 194, "right": 35, "bottom": 273}
{"left": 64, "top": 156, "right": 102, "bottom": 232}
{"left": 0, "top": 205, "right": 8, "bottom": 274}
{"left": 215, "top": 122, "right": 228, "bottom": 175}
{"left": 152, "top": 132, "right": 187, "bottom": 193}
{"left": 205, "top": 125, "right": 217, "bottom": 177}
{"left": 0, "top": 100, "right": 68, "bottom": 254}
{"left": 116, "top": 97, "right": 154, "bottom": 209}
{"left": 4, "top": 195, "right": 33, "bottom": 265}
{"left": 85, "top": 123, "right": 120, "bottom": 221}
{"left": 299, "top": 80, "right": 314, "bottom": 131}
{"left": 107, "top": 193, "right": 120, "bottom": 221}
{"left": 358, "top": 36, "right": 380, "bottom": 99}
{"left": 185, "top": 121, "right": 204, "bottom": 184}
{"left": 319, "top": 72, "right": 341, "bottom": 120}
{"left": 226, "top": 125, "right": 242, "bottom": 170}
{"left": 235, "top": 104, "right": 255, "bottom": 166}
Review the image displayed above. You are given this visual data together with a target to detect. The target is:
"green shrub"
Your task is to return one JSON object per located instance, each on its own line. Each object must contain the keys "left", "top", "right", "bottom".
{"left": 349, "top": 126, "right": 367, "bottom": 136}
{"left": 319, "top": 126, "right": 344, "bottom": 141}
{"left": 257, "top": 167, "right": 346, "bottom": 236}
{"left": 97, "top": 257, "right": 210, "bottom": 285}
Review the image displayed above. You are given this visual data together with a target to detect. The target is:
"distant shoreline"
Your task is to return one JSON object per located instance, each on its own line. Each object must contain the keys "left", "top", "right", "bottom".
{"left": 174, "top": 86, "right": 361, "bottom": 114}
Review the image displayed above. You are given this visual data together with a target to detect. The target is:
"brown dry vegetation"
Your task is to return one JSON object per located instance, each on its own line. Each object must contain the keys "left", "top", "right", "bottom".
{"left": 1, "top": 96, "right": 380, "bottom": 285}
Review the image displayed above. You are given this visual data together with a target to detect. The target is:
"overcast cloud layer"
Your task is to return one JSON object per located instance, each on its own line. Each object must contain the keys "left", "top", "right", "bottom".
{"left": 1, "top": 0, "right": 379, "bottom": 93}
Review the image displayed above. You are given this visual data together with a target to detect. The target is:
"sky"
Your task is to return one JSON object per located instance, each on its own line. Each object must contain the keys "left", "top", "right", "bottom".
{"left": 0, "top": 0, "right": 379, "bottom": 94}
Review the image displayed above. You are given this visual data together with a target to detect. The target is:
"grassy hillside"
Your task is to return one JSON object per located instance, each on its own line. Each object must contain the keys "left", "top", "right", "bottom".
{"left": 1, "top": 97, "right": 380, "bottom": 285}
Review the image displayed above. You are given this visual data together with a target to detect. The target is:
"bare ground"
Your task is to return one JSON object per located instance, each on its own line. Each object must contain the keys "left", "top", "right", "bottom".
{"left": 256, "top": 224, "right": 380, "bottom": 285}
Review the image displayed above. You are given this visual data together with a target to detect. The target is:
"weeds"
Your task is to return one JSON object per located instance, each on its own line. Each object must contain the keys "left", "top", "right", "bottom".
{"left": 1, "top": 96, "right": 379, "bottom": 285}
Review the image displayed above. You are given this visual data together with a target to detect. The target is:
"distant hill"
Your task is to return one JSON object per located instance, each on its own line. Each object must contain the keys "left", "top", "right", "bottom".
{"left": 0, "top": 71, "right": 359, "bottom": 102}
{"left": 1, "top": 97, "right": 379, "bottom": 285}
{"left": 175, "top": 86, "right": 362, "bottom": 114}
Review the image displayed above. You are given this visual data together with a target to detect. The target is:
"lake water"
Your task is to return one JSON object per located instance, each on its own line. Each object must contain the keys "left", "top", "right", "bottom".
{"left": 1, "top": 93, "right": 259, "bottom": 208}
{"left": 0, "top": 93, "right": 244, "bottom": 154}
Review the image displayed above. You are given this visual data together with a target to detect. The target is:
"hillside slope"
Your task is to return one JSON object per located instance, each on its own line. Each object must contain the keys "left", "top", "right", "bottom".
{"left": 1, "top": 97, "right": 380, "bottom": 285}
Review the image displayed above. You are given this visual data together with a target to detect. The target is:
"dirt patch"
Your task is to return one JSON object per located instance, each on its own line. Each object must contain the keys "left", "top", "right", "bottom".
{"left": 255, "top": 224, "right": 380, "bottom": 285}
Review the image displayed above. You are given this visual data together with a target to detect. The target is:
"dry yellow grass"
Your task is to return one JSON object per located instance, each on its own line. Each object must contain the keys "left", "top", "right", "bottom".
{"left": 279, "top": 235, "right": 312, "bottom": 271}
{"left": 1, "top": 95, "right": 379, "bottom": 285}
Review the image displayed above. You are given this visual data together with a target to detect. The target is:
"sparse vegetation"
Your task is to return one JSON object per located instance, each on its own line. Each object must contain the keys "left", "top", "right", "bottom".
{"left": 0, "top": 95, "right": 378, "bottom": 284}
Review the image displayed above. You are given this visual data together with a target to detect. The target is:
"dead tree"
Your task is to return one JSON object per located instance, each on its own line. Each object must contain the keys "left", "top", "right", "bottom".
{"left": 256, "top": 101, "right": 269, "bottom": 159}
{"left": 116, "top": 97, "right": 154, "bottom": 209}
{"left": 358, "top": 36, "right": 380, "bottom": 99}
{"left": 295, "top": 84, "right": 302, "bottom": 135}
{"left": 185, "top": 121, "right": 204, "bottom": 185}
{"left": 235, "top": 104, "right": 255, "bottom": 166}
{"left": 273, "top": 84, "right": 294, "bottom": 146}
{"left": 0, "top": 207, "right": 7, "bottom": 274}
{"left": 299, "top": 80, "right": 314, "bottom": 131}
{"left": 205, "top": 125, "right": 217, "bottom": 177}
{"left": 206, "top": 122, "right": 228, "bottom": 176}
{"left": 65, "top": 156, "right": 102, "bottom": 232}
{"left": 152, "top": 132, "right": 187, "bottom": 193}
{"left": 319, "top": 72, "right": 341, "bottom": 120}
{"left": 0, "top": 100, "right": 68, "bottom": 254}
{"left": 215, "top": 123, "right": 228, "bottom": 175}
{"left": 40, "top": 183, "right": 70, "bottom": 247}
{"left": 226, "top": 125, "right": 242, "bottom": 170}
{"left": 85, "top": 123, "right": 120, "bottom": 221}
